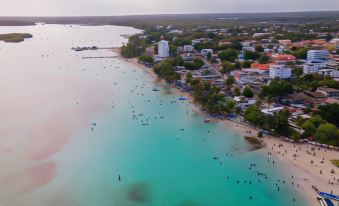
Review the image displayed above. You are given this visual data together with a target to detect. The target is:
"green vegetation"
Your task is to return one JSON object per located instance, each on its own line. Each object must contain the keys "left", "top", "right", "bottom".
{"left": 317, "top": 103, "right": 339, "bottom": 127}
{"left": 0, "top": 33, "right": 32, "bottom": 43}
{"left": 244, "top": 106, "right": 293, "bottom": 137}
{"left": 220, "top": 61, "right": 235, "bottom": 74}
{"left": 331, "top": 160, "right": 339, "bottom": 167}
{"left": 153, "top": 58, "right": 181, "bottom": 82}
{"left": 184, "top": 58, "right": 204, "bottom": 70}
{"left": 242, "top": 86, "right": 254, "bottom": 98}
{"left": 139, "top": 54, "right": 154, "bottom": 63}
{"left": 302, "top": 116, "right": 339, "bottom": 146}
{"left": 261, "top": 78, "right": 294, "bottom": 98}
{"left": 218, "top": 49, "right": 238, "bottom": 62}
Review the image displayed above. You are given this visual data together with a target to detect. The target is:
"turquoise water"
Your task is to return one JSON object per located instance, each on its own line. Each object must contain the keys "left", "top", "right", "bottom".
{"left": 0, "top": 24, "right": 307, "bottom": 206}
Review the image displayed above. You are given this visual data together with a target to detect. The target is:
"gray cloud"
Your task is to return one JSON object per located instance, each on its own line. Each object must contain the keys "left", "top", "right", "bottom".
{"left": 1, "top": 0, "right": 339, "bottom": 16}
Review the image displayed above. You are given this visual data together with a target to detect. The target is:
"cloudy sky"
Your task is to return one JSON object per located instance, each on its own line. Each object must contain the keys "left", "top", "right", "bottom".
{"left": 1, "top": 0, "right": 339, "bottom": 16}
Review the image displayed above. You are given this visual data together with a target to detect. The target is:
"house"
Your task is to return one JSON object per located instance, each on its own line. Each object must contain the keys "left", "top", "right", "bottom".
{"left": 287, "top": 93, "right": 315, "bottom": 105}
{"left": 279, "top": 40, "right": 292, "bottom": 46}
{"left": 242, "top": 47, "right": 255, "bottom": 53}
{"left": 270, "top": 54, "right": 296, "bottom": 62}
{"left": 218, "top": 40, "right": 232, "bottom": 46}
{"left": 233, "top": 96, "right": 256, "bottom": 110}
{"left": 269, "top": 65, "right": 292, "bottom": 79}
{"left": 201, "top": 49, "right": 213, "bottom": 57}
{"left": 183, "top": 45, "right": 194, "bottom": 52}
{"left": 251, "top": 63, "right": 271, "bottom": 71}
{"left": 240, "top": 40, "right": 256, "bottom": 47}
{"left": 316, "top": 87, "right": 339, "bottom": 99}
{"left": 253, "top": 33, "right": 271, "bottom": 37}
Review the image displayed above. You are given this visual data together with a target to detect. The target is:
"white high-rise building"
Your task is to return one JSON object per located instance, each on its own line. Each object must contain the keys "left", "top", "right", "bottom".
{"left": 158, "top": 40, "right": 169, "bottom": 58}
{"left": 269, "top": 65, "right": 292, "bottom": 79}
{"left": 307, "top": 50, "right": 329, "bottom": 63}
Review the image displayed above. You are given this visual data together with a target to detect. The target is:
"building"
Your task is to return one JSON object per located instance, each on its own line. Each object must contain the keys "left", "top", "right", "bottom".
{"left": 270, "top": 54, "right": 296, "bottom": 62}
{"left": 278, "top": 40, "right": 292, "bottom": 46}
{"left": 318, "top": 68, "right": 339, "bottom": 78}
{"left": 183, "top": 45, "right": 194, "bottom": 52}
{"left": 201, "top": 49, "right": 213, "bottom": 57}
{"left": 158, "top": 40, "right": 170, "bottom": 58}
{"left": 316, "top": 87, "right": 339, "bottom": 99}
{"left": 307, "top": 50, "right": 329, "bottom": 63}
{"left": 269, "top": 65, "right": 292, "bottom": 79}
{"left": 242, "top": 47, "right": 255, "bottom": 53}
{"left": 302, "top": 63, "right": 327, "bottom": 74}
{"left": 145, "top": 46, "right": 155, "bottom": 56}
{"left": 240, "top": 40, "right": 256, "bottom": 47}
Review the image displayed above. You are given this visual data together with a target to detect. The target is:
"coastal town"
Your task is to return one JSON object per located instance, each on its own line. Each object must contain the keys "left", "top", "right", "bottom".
{"left": 120, "top": 23, "right": 339, "bottom": 205}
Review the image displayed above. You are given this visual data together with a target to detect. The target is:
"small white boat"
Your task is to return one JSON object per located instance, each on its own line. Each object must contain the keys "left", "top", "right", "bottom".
{"left": 152, "top": 87, "right": 159, "bottom": 91}
{"left": 204, "top": 118, "right": 211, "bottom": 123}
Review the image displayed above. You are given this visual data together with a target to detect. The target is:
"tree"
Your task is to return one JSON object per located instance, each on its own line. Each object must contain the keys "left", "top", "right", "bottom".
{"left": 296, "top": 116, "right": 304, "bottom": 133}
{"left": 255, "top": 45, "right": 264, "bottom": 52}
{"left": 221, "top": 61, "right": 235, "bottom": 74}
{"left": 293, "top": 67, "right": 303, "bottom": 78}
{"left": 270, "top": 109, "right": 291, "bottom": 135}
{"left": 242, "top": 86, "right": 254, "bottom": 98}
{"left": 292, "top": 48, "right": 308, "bottom": 59}
{"left": 258, "top": 54, "right": 270, "bottom": 64}
{"left": 261, "top": 78, "right": 294, "bottom": 98}
{"left": 314, "top": 124, "right": 339, "bottom": 146}
{"left": 218, "top": 49, "right": 238, "bottom": 62}
{"left": 234, "top": 61, "right": 242, "bottom": 70}
{"left": 317, "top": 103, "right": 339, "bottom": 127}
{"left": 234, "top": 106, "right": 241, "bottom": 119}
{"left": 186, "top": 72, "right": 193, "bottom": 84}
{"left": 233, "top": 87, "right": 241, "bottom": 96}
{"left": 139, "top": 54, "right": 154, "bottom": 63}
{"left": 243, "top": 50, "right": 260, "bottom": 61}
{"left": 153, "top": 61, "right": 180, "bottom": 82}
{"left": 244, "top": 106, "right": 265, "bottom": 127}
{"left": 225, "top": 76, "right": 235, "bottom": 88}
{"left": 242, "top": 60, "right": 252, "bottom": 68}
{"left": 302, "top": 115, "right": 327, "bottom": 138}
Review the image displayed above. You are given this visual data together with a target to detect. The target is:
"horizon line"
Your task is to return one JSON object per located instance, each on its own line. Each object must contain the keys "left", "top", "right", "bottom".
{"left": 1, "top": 10, "right": 339, "bottom": 18}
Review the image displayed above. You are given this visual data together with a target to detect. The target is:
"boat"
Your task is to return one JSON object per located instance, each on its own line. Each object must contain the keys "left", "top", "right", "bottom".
{"left": 318, "top": 192, "right": 339, "bottom": 201}
{"left": 204, "top": 118, "right": 211, "bottom": 123}
{"left": 179, "top": 97, "right": 188, "bottom": 101}
{"left": 152, "top": 87, "right": 159, "bottom": 91}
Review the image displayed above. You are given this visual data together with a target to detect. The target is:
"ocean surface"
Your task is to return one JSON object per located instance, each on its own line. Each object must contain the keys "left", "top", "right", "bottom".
{"left": 0, "top": 24, "right": 307, "bottom": 206}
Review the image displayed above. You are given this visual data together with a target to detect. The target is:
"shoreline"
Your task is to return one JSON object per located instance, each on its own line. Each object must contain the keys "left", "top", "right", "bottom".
{"left": 112, "top": 48, "right": 339, "bottom": 206}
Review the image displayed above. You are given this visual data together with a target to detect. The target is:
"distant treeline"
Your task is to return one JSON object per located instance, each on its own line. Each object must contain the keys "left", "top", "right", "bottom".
{"left": 1, "top": 11, "right": 339, "bottom": 29}
{"left": 0, "top": 20, "right": 35, "bottom": 26}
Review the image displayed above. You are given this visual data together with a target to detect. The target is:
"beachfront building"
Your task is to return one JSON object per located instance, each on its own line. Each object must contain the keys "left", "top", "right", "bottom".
{"left": 307, "top": 50, "right": 329, "bottom": 63}
{"left": 158, "top": 40, "right": 170, "bottom": 58}
{"left": 269, "top": 65, "right": 292, "bottom": 79}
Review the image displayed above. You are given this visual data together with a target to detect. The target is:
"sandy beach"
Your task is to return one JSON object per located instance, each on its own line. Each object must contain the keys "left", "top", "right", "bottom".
{"left": 114, "top": 48, "right": 339, "bottom": 206}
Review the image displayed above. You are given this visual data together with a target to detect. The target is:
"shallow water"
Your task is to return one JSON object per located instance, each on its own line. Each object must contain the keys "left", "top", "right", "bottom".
{"left": 0, "top": 24, "right": 307, "bottom": 206}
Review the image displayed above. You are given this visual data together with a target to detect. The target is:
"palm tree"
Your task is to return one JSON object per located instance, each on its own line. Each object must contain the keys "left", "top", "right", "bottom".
{"left": 234, "top": 106, "right": 241, "bottom": 121}
{"left": 266, "top": 96, "right": 272, "bottom": 114}
{"left": 296, "top": 116, "right": 304, "bottom": 134}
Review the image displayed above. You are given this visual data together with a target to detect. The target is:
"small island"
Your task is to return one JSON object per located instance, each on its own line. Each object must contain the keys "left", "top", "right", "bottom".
{"left": 0, "top": 33, "right": 33, "bottom": 43}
